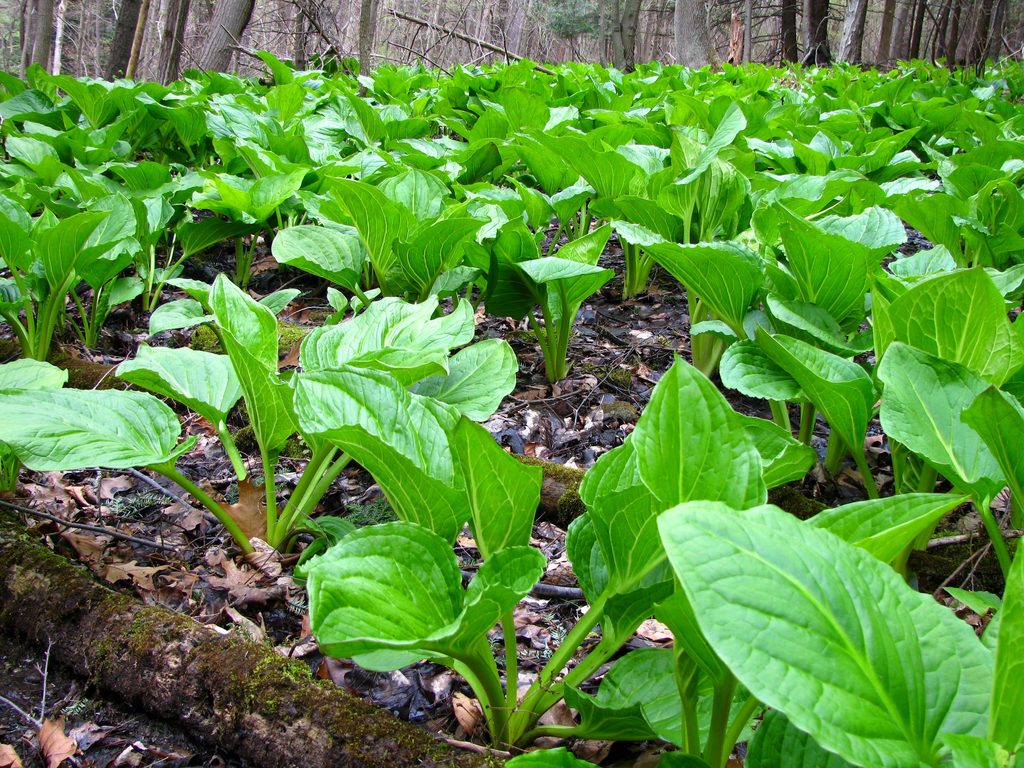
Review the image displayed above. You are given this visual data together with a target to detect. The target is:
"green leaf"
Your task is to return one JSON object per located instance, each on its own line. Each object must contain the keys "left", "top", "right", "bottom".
{"left": 878, "top": 343, "right": 1003, "bottom": 499}
{"left": 564, "top": 648, "right": 677, "bottom": 742}
{"left": 765, "top": 293, "right": 873, "bottom": 357}
{"left": 882, "top": 268, "right": 1023, "bottom": 385}
{"left": 271, "top": 225, "right": 367, "bottom": 292}
{"left": 945, "top": 588, "right": 1002, "bottom": 616}
{"left": 735, "top": 413, "right": 816, "bottom": 488}
{"left": 817, "top": 207, "right": 907, "bottom": 258}
{"left": 677, "top": 101, "right": 747, "bottom": 184}
{"left": 149, "top": 298, "right": 211, "bottom": 335}
{"left": 756, "top": 331, "right": 874, "bottom": 458}
{"left": 990, "top": 543, "right": 1024, "bottom": 751}
{"left": 331, "top": 178, "right": 415, "bottom": 288}
{"left": 176, "top": 218, "right": 257, "bottom": 259}
{"left": 451, "top": 419, "right": 541, "bottom": 559}
{"left": 632, "top": 357, "right": 766, "bottom": 510}
{"left": 0, "top": 389, "right": 184, "bottom": 469}
{"left": 964, "top": 387, "right": 1024, "bottom": 527}
{"left": 410, "top": 339, "right": 517, "bottom": 421}
{"left": 379, "top": 169, "right": 449, "bottom": 222}
{"left": 37, "top": 211, "right": 106, "bottom": 290}
{"left": 117, "top": 345, "right": 242, "bottom": 427}
{"left": 938, "top": 734, "right": 1009, "bottom": 768}
{"left": 719, "top": 341, "right": 804, "bottom": 402}
{"left": 0, "top": 359, "right": 67, "bottom": 391}
{"left": 747, "top": 710, "right": 855, "bottom": 768}
{"left": 809, "top": 493, "right": 966, "bottom": 564}
{"left": 659, "top": 502, "right": 993, "bottom": 768}
{"left": 505, "top": 748, "right": 598, "bottom": 767}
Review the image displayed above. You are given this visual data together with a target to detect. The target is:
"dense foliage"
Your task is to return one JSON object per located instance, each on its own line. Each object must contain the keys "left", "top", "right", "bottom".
{"left": 1, "top": 58, "right": 1024, "bottom": 766}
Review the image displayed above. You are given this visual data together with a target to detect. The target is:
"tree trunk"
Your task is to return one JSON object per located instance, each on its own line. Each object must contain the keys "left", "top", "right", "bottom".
{"left": 51, "top": 0, "right": 65, "bottom": 71}
{"left": 802, "top": 0, "right": 832, "bottom": 63}
{"left": 675, "top": 0, "right": 715, "bottom": 67}
{"left": 968, "top": 0, "right": 995, "bottom": 65}
{"left": 946, "top": 0, "right": 963, "bottom": 62}
{"left": 105, "top": 0, "right": 142, "bottom": 77}
{"left": 908, "top": 0, "right": 927, "bottom": 57}
{"left": 987, "top": 0, "right": 1007, "bottom": 59}
{"left": 357, "top": 0, "right": 380, "bottom": 75}
{"left": 780, "top": 0, "right": 799, "bottom": 61}
{"left": 155, "top": 0, "right": 189, "bottom": 82}
{"left": 838, "top": 0, "right": 870, "bottom": 61}
{"left": 744, "top": 0, "right": 754, "bottom": 61}
{"left": 23, "top": 0, "right": 56, "bottom": 72}
{"left": 125, "top": 0, "right": 152, "bottom": 78}
{"left": 609, "top": 0, "right": 642, "bottom": 70}
{"left": 876, "top": 0, "right": 897, "bottom": 62}
{"left": 196, "top": 0, "right": 256, "bottom": 72}
{"left": 0, "top": 510, "right": 487, "bottom": 768}
{"left": 933, "top": 0, "right": 952, "bottom": 58}
{"left": 889, "top": 0, "right": 911, "bottom": 60}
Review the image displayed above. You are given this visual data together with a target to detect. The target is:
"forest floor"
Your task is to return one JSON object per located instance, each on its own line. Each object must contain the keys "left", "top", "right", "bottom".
{"left": 0, "top": 234, "right": 1006, "bottom": 767}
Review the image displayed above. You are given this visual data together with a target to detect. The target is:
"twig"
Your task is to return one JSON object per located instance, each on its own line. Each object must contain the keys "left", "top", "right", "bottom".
{"left": 0, "top": 694, "right": 42, "bottom": 729}
{"left": 442, "top": 737, "right": 512, "bottom": 759}
{"left": 927, "top": 529, "right": 1024, "bottom": 549}
{"left": 39, "top": 639, "right": 53, "bottom": 723}
{"left": 125, "top": 468, "right": 223, "bottom": 529}
{"left": 383, "top": 7, "right": 555, "bottom": 74}
{"left": 0, "top": 498, "right": 175, "bottom": 551}
{"left": 460, "top": 569, "right": 584, "bottom": 601}
{"left": 933, "top": 543, "right": 992, "bottom": 600}
{"left": 385, "top": 39, "right": 450, "bottom": 74}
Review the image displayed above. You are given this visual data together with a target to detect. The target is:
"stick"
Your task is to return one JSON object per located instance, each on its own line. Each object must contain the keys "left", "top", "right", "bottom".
{"left": 383, "top": 7, "right": 555, "bottom": 74}
{"left": 927, "top": 529, "right": 1024, "bottom": 549}
{"left": 0, "top": 498, "right": 176, "bottom": 551}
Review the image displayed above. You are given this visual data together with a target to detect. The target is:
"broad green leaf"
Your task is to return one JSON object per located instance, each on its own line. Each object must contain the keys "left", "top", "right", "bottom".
{"left": 809, "top": 493, "right": 966, "bottom": 564}
{"left": 410, "top": 339, "right": 516, "bottom": 421}
{"left": 0, "top": 389, "right": 183, "bottom": 469}
{"left": 719, "top": 341, "right": 804, "bottom": 402}
{"left": 878, "top": 343, "right": 1003, "bottom": 499}
{"left": 451, "top": 419, "right": 541, "bottom": 559}
{"left": 149, "top": 298, "right": 211, "bottom": 335}
{"left": 655, "top": 587, "right": 727, "bottom": 684}
{"left": 756, "top": 331, "right": 874, "bottom": 457}
{"left": 394, "top": 217, "right": 481, "bottom": 298}
{"left": 766, "top": 293, "right": 873, "bottom": 357}
{"left": 271, "top": 224, "right": 367, "bottom": 292}
{"left": 659, "top": 502, "right": 993, "bottom": 768}
{"left": 505, "top": 748, "right": 598, "bottom": 767}
{"left": 677, "top": 101, "right": 747, "bottom": 184}
{"left": 258, "top": 288, "right": 300, "bottom": 316}
{"left": 736, "top": 413, "right": 816, "bottom": 488}
{"left": 646, "top": 241, "right": 762, "bottom": 332}
{"left": 990, "top": 544, "right": 1024, "bottom": 751}
{"left": 176, "top": 218, "right": 257, "bottom": 259}
{"left": 379, "top": 169, "right": 449, "bottom": 222}
{"left": 0, "top": 359, "right": 67, "bottom": 391}
{"left": 331, "top": 178, "right": 415, "bottom": 288}
{"left": 938, "top": 734, "right": 1010, "bottom": 768}
{"left": 945, "top": 588, "right": 1002, "bottom": 616}
{"left": 964, "top": 387, "right": 1024, "bottom": 527}
{"left": 632, "top": 357, "right": 766, "bottom": 510}
{"left": 817, "top": 207, "right": 907, "bottom": 258}
{"left": 117, "top": 345, "right": 242, "bottom": 427}
{"left": 882, "top": 268, "right": 1023, "bottom": 385}
{"left": 564, "top": 648, "right": 677, "bottom": 742}
{"left": 747, "top": 710, "right": 855, "bottom": 768}
{"left": 37, "top": 211, "right": 106, "bottom": 290}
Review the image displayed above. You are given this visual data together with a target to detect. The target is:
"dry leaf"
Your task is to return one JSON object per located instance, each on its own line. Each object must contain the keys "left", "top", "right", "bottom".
{"left": 636, "top": 618, "right": 673, "bottom": 644}
{"left": 206, "top": 550, "right": 282, "bottom": 606}
{"left": 221, "top": 478, "right": 266, "bottom": 539}
{"left": 243, "top": 538, "right": 282, "bottom": 578}
{"left": 98, "top": 475, "right": 134, "bottom": 500}
{"left": 67, "top": 722, "right": 114, "bottom": 751}
{"left": 59, "top": 530, "right": 107, "bottom": 568}
{"left": 224, "top": 606, "right": 266, "bottom": 643}
{"left": 103, "top": 561, "right": 167, "bottom": 591}
{"left": 38, "top": 719, "right": 76, "bottom": 768}
{"left": 452, "top": 692, "right": 483, "bottom": 736}
{"left": 0, "top": 744, "right": 23, "bottom": 768}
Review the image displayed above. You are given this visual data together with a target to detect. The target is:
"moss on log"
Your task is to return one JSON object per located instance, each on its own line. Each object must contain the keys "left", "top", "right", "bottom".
{"left": 0, "top": 510, "right": 494, "bottom": 768}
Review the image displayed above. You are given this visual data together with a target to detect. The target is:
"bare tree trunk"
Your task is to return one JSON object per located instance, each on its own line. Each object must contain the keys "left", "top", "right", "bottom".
{"left": 196, "top": 0, "right": 255, "bottom": 72}
{"left": 23, "top": 0, "right": 56, "bottom": 71}
{"left": 839, "top": 0, "right": 869, "bottom": 60}
{"left": 780, "top": 0, "right": 799, "bottom": 60}
{"left": 155, "top": 0, "right": 189, "bottom": 81}
{"left": 291, "top": 0, "right": 307, "bottom": 66}
{"left": 876, "top": 0, "right": 897, "bottom": 62}
{"left": 802, "top": 0, "right": 832, "bottom": 62}
{"left": 51, "top": 0, "right": 65, "bottom": 71}
{"left": 357, "top": 0, "right": 381, "bottom": 72}
{"left": 946, "top": 0, "right": 963, "bottom": 62}
{"left": 675, "top": 0, "right": 714, "bottom": 67}
{"left": 889, "top": 0, "right": 911, "bottom": 59}
{"left": 908, "top": 0, "right": 926, "bottom": 56}
{"left": 968, "top": 0, "right": 995, "bottom": 65}
{"left": 987, "top": 0, "right": 1007, "bottom": 58}
{"left": 504, "top": 0, "right": 530, "bottom": 52}
{"left": 106, "top": 0, "right": 142, "bottom": 76}
{"left": 125, "top": 0, "right": 151, "bottom": 77}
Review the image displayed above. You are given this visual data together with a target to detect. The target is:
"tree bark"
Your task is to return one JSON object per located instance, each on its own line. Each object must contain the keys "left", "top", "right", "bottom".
{"left": 876, "top": 0, "right": 897, "bottom": 62}
{"left": 838, "top": 0, "right": 870, "bottom": 61}
{"left": 908, "top": 0, "right": 927, "bottom": 58}
{"left": 675, "top": 0, "right": 715, "bottom": 67}
{"left": 0, "top": 510, "right": 487, "bottom": 768}
{"left": 23, "top": 0, "right": 56, "bottom": 72}
{"left": 780, "top": 0, "right": 799, "bottom": 61}
{"left": 802, "top": 0, "right": 832, "bottom": 63}
{"left": 105, "top": 0, "right": 142, "bottom": 77}
{"left": 743, "top": 0, "right": 754, "bottom": 61}
{"left": 889, "top": 0, "right": 911, "bottom": 60}
{"left": 968, "top": 0, "right": 996, "bottom": 66}
{"left": 608, "top": 0, "right": 642, "bottom": 70}
{"left": 196, "top": 0, "right": 256, "bottom": 72}
{"left": 125, "top": 0, "right": 152, "bottom": 78}
{"left": 357, "top": 0, "right": 381, "bottom": 75}
{"left": 155, "top": 0, "right": 190, "bottom": 82}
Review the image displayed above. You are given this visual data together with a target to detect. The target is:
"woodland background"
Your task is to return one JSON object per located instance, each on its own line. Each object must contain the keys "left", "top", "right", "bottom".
{"left": 5, "top": 0, "right": 1024, "bottom": 96}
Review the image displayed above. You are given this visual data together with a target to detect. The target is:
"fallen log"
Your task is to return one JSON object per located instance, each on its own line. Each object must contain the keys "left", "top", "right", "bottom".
{"left": 0, "top": 509, "right": 493, "bottom": 768}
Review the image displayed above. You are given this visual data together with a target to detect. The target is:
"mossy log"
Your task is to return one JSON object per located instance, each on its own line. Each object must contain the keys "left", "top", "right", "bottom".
{"left": 0, "top": 510, "right": 493, "bottom": 768}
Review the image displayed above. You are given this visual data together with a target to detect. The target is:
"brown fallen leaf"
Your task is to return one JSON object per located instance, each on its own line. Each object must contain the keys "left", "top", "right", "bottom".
{"left": 636, "top": 618, "right": 673, "bottom": 644}
{"left": 221, "top": 478, "right": 266, "bottom": 540}
{"left": 224, "top": 606, "right": 266, "bottom": 643}
{"left": 103, "top": 561, "right": 168, "bottom": 592}
{"left": 452, "top": 692, "right": 483, "bottom": 737}
{"left": 59, "top": 530, "right": 108, "bottom": 569}
{"left": 38, "top": 718, "right": 76, "bottom": 768}
{"left": 0, "top": 744, "right": 23, "bottom": 768}
{"left": 98, "top": 475, "right": 134, "bottom": 500}
{"left": 67, "top": 721, "right": 114, "bottom": 751}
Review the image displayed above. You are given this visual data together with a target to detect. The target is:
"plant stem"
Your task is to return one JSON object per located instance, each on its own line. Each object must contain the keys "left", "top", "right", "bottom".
{"left": 722, "top": 694, "right": 763, "bottom": 760}
{"left": 458, "top": 648, "right": 509, "bottom": 746}
{"left": 798, "top": 402, "right": 816, "bottom": 444}
{"left": 674, "top": 654, "right": 701, "bottom": 755}
{"left": 217, "top": 424, "right": 248, "bottom": 482}
{"left": 501, "top": 611, "right": 519, "bottom": 713}
{"left": 769, "top": 400, "right": 791, "bottom": 433}
{"left": 518, "top": 724, "right": 578, "bottom": 744}
{"left": 851, "top": 447, "right": 880, "bottom": 499}
{"left": 974, "top": 494, "right": 1012, "bottom": 579}
{"left": 151, "top": 463, "right": 254, "bottom": 554}
{"left": 916, "top": 463, "right": 939, "bottom": 495}
{"left": 823, "top": 429, "right": 845, "bottom": 474}
{"left": 260, "top": 445, "right": 279, "bottom": 535}
{"left": 703, "top": 674, "right": 738, "bottom": 768}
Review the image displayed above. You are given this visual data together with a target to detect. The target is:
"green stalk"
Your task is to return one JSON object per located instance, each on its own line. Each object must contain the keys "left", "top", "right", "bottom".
{"left": 501, "top": 611, "right": 519, "bottom": 713}
{"left": 798, "top": 402, "right": 816, "bottom": 444}
{"left": 769, "top": 400, "right": 791, "bottom": 433}
{"left": 722, "top": 694, "right": 763, "bottom": 760}
{"left": 518, "top": 724, "right": 578, "bottom": 744}
{"left": 151, "top": 463, "right": 254, "bottom": 554}
{"left": 260, "top": 445, "right": 280, "bottom": 535}
{"left": 272, "top": 446, "right": 339, "bottom": 546}
{"left": 823, "top": 429, "right": 845, "bottom": 474}
{"left": 456, "top": 648, "right": 509, "bottom": 746}
{"left": 674, "top": 653, "right": 701, "bottom": 754}
{"left": 851, "top": 447, "right": 880, "bottom": 499}
{"left": 703, "top": 674, "right": 738, "bottom": 768}
{"left": 915, "top": 463, "right": 939, "bottom": 495}
{"left": 216, "top": 424, "right": 248, "bottom": 483}
{"left": 974, "top": 494, "right": 1012, "bottom": 579}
